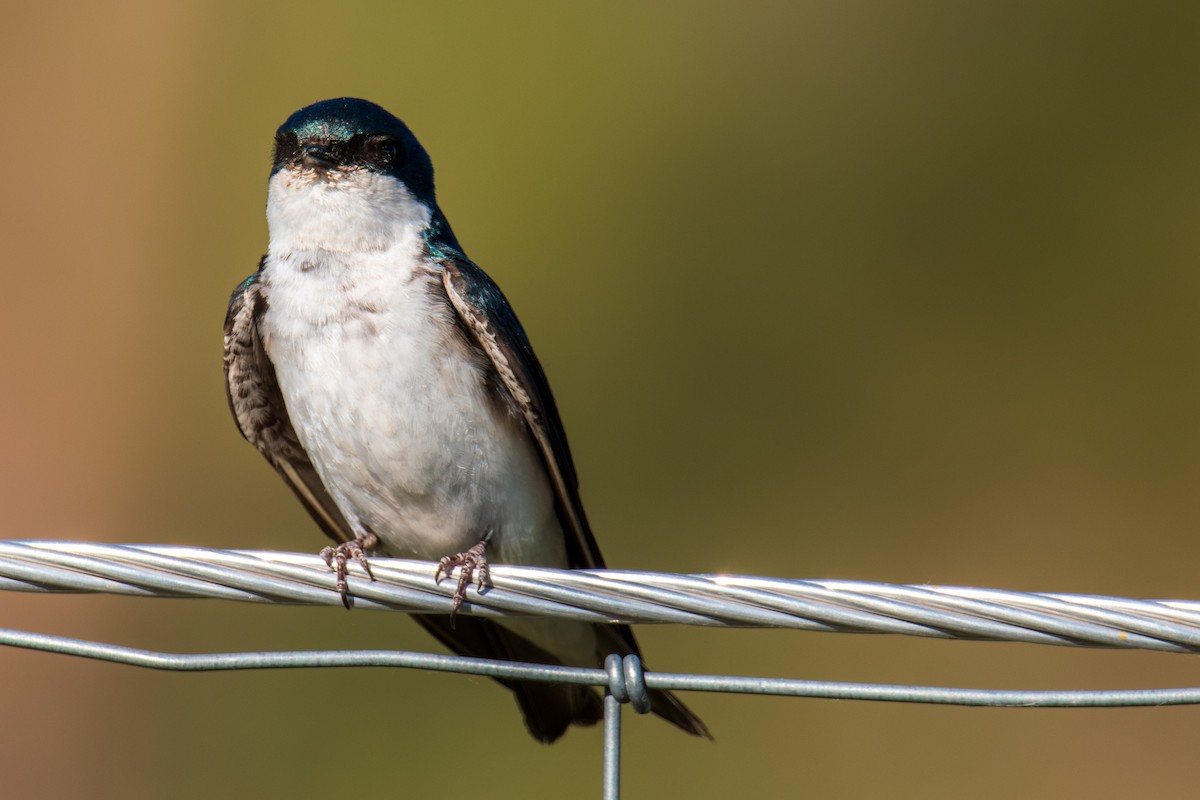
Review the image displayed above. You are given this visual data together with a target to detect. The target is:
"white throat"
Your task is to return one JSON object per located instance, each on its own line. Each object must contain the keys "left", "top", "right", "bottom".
{"left": 260, "top": 164, "right": 438, "bottom": 344}
{"left": 266, "top": 166, "right": 432, "bottom": 255}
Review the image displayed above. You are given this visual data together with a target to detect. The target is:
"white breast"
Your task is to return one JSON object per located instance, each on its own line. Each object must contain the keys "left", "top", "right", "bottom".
{"left": 257, "top": 167, "right": 564, "bottom": 566}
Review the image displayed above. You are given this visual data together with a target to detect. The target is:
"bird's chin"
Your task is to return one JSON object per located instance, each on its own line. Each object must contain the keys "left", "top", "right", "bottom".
{"left": 279, "top": 164, "right": 364, "bottom": 188}
{"left": 266, "top": 167, "right": 432, "bottom": 253}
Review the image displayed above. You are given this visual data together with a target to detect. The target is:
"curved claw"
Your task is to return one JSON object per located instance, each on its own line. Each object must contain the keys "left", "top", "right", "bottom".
{"left": 435, "top": 539, "right": 491, "bottom": 626}
{"left": 319, "top": 532, "right": 379, "bottom": 609}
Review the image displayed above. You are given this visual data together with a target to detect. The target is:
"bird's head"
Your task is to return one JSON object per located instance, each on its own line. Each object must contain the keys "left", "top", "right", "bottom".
{"left": 267, "top": 98, "right": 453, "bottom": 254}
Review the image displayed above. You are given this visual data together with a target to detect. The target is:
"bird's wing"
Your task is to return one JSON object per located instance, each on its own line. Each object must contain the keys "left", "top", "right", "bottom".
{"left": 440, "top": 256, "right": 606, "bottom": 571}
{"left": 223, "top": 270, "right": 356, "bottom": 545}
{"left": 440, "top": 257, "right": 714, "bottom": 739}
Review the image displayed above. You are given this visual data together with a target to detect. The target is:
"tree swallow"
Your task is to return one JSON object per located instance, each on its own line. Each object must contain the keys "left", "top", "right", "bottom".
{"left": 223, "top": 97, "right": 708, "bottom": 742}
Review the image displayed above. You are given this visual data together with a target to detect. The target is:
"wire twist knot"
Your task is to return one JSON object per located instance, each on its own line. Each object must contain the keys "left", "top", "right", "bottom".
{"left": 605, "top": 653, "right": 652, "bottom": 714}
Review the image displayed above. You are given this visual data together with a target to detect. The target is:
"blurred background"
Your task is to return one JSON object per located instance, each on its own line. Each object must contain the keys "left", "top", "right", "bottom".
{"left": 2, "top": 1, "right": 1199, "bottom": 797}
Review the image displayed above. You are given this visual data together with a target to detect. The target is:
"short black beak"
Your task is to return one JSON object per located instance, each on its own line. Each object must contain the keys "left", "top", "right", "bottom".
{"left": 301, "top": 143, "right": 339, "bottom": 169}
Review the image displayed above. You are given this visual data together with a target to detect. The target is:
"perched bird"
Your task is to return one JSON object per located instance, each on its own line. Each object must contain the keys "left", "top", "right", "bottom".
{"left": 223, "top": 97, "right": 708, "bottom": 742}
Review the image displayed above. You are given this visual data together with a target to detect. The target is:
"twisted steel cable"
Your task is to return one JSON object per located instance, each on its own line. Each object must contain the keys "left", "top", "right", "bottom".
{"left": 1, "top": 539, "right": 1198, "bottom": 654}
{"left": 4, "top": 540, "right": 1200, "bottom": 712}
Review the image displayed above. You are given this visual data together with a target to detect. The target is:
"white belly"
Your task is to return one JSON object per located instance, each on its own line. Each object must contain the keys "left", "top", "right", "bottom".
{"left": 258, "top": 247, "right": 565, "bottom": 567}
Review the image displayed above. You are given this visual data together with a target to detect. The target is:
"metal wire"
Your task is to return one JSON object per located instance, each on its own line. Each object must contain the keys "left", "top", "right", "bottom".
{"left": 2, "top": 539, "right": 1200, "bottom": 653}
{"left": 3, "top": 625, "right": 1200, "bottom": 707}
{"left": 4, "top": 539, "right": 1200, "bottom": 799}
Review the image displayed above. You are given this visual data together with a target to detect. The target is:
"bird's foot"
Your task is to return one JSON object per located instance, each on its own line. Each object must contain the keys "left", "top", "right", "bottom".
{"left": 435, "top": 537, "right": 491, "bottom": 625}
{"left": 320, "top": 532, "right": 379, "bottom": 609}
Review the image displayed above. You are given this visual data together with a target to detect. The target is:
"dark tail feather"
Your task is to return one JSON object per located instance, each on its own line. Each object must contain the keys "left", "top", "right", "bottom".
{"left": 412, "top": 614, "right": 602, "bottom": 743}
{"left": 412, "top": 614, "right": 710, "bottom": 742}
{"left": 649, "top": 687, "right": 711, "bottom": 739}
{"left": 507, "top": 673, "right": 603, "bottom": 743}
{"left": 512, "top": 681, "right": 709, "bottom": 743}
{"left": 596, "top": 622, "right": 711, "bottom": 739}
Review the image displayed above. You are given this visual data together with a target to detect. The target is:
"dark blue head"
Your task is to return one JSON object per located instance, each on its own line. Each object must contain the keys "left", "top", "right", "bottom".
{"left": 272, "top": 98, "right": 437, "bottom": 206}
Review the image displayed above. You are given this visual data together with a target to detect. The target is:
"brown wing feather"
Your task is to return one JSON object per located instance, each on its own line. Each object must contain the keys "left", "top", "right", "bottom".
{"left": 223, "top": 272, "right": 355, "bottom": 546}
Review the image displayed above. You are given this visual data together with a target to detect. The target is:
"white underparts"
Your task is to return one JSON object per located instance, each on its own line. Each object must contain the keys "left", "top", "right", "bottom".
{"left": 258, "top": 166, "right": 567, "bottom": 569}
{"left": 258, "top": 165, "right": 597, "bottom": 664}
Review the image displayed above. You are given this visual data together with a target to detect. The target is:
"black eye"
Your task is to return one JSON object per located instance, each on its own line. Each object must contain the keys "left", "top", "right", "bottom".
{"left": 366, "top": 135, "right": 400, "bottom": 167}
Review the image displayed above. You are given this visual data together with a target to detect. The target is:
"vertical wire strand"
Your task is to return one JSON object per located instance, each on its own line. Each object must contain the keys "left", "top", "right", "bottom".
{"left": 604, "top": 691, "right": 622, "bottom": 800}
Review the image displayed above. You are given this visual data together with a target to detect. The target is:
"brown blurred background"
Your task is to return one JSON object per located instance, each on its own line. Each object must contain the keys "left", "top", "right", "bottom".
{"left": 2, "top": 1, "right": 1199, "bottom": 797}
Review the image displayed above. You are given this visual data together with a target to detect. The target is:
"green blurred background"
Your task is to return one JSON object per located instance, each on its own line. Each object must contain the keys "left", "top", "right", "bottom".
{"left": 3, "top": 1, "right": 1200, "bottom": 797}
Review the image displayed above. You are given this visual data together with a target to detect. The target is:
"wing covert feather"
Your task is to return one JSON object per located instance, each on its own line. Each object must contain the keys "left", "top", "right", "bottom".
{"left": 223, "top": 270, "right": 355, "bottom": 546}
{"left": 440, "top": 258, "right": 605, "bottom": 571}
